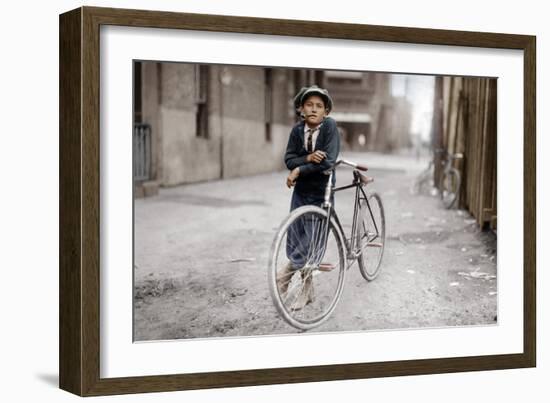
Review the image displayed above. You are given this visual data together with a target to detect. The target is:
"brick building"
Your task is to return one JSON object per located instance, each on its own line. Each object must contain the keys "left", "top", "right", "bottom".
{"left": 133, "top": 63, "right": 416, "bottom": 195}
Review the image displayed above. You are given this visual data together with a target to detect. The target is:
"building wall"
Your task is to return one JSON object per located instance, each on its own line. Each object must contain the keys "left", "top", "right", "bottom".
{"left": 323, "top": 72, "right": 412, "bottom": 152}
{"left": 141, "top": 62, "right": 161, "bottom": 181}
{"left": 140, "top": 63, "right": 293, "bottom": 187}
{"left": 158, "top": 63, "right": 222, "bottom": 185}
{"left": 140, "top": 64, "right": 417, "bottom": 188}
{"left": 219, "top": 66, "right": 290, "bottom": 179}
{"left": 391, "top": 96, "right": 414, "bottom": 149}
{"left": 438, "top": 76, "right": 497, "bottom": 229}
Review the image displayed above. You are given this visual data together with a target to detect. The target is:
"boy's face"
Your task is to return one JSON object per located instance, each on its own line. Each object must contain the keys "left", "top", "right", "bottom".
{"left": 302, "top": 95, "right": 327, "bottom": 127}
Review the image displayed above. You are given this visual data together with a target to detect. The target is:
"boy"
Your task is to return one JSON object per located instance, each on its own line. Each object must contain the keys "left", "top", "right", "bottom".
{"left": 278, "top": 85, "right": 340, "bottom": 310}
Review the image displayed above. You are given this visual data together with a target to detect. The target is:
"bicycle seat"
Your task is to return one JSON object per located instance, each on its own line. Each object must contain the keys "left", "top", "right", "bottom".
{"left": 354, "top": 170, "right": 374, "bottom": 185}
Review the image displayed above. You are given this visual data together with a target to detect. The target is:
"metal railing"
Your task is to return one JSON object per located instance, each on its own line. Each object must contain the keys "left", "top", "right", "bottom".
{"left": 133, "top": 123, "right": 152, "bottom": 182}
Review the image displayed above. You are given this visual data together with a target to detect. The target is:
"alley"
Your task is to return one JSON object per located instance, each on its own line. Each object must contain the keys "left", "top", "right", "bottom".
{"left": 133, "top": 151, "right": 497, "bottom": 341}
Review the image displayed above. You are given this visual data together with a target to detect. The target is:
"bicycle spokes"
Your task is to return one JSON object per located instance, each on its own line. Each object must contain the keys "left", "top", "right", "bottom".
{"left": 269, "top": 206, "right": 346, "bottom": 329}
{"left": 286, "top": 212, "right": 331, "bottom": 269}
{"left": 357, "top": 193, "right": 386, "bottom": 281}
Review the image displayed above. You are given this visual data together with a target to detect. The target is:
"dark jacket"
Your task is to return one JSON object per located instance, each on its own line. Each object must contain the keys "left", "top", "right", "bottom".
{"left": 284, "top": 117, "right": 340, "bottom": 196}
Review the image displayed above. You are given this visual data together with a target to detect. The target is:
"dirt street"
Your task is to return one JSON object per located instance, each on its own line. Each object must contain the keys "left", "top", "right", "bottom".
{"left": 134, "top": 151, "right": 497, "bottom": 341}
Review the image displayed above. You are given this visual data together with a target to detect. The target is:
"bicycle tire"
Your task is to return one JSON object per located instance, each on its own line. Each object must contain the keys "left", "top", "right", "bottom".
{"left": 357, "top": 192, "right": 386, "bottom": 281}
{"left": 268, "top": 205, "right": 346, "bottom": 330}
{"left": 440, "top": 168, "right": 461, "bottom": 209}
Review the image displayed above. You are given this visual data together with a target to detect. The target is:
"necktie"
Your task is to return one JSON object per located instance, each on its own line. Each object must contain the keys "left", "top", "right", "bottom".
{"left": 306, "top": 128, "right": 315, "bottom": 153}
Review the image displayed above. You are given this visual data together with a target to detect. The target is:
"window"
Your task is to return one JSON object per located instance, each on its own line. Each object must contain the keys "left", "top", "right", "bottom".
{"left": 195, "top": 64, "right": 209, "bottom": 138}
{"left": 133, "top": 61, "right": 142, "bottom": 123}
{"left": 265, "top": 68, "right": 273, "bottom": 142}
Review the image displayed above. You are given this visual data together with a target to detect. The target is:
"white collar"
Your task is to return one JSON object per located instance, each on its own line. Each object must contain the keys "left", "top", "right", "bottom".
{"left": 304, "top": 122, "right": 322, "bottom": 132}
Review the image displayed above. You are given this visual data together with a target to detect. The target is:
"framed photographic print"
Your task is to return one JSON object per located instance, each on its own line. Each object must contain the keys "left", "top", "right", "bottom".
{"left": 59, "top": 6, "right": 536, "bottom": 396}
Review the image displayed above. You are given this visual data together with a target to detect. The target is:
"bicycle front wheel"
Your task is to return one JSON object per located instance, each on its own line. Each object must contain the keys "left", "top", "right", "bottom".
{"left": 440, "top": 168, "right": 461, "bottom": 209}
{"left": 412, "top": 164, "right": 434, "bottom": 196}
{"left": 357, "top": 192, "right": 386, "bottom": 281}
{"left": 268, "top": 205, "right": 346, "bottom": 330}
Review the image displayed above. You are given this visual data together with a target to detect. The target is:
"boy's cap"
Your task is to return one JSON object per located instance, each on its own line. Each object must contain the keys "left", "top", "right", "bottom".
{"left": 298, "top": 85, "right": 333, "bottom": 113}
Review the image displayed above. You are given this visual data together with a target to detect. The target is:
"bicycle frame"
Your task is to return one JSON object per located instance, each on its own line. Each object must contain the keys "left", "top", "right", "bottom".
{"left": 320, "top": 168, "right": 380, "bottom": 262}
{"left": 436, "top": 149, "right": 463, "bottom": 176}
{"left": 415, "top": 149, "right": 462, "bottom": 194}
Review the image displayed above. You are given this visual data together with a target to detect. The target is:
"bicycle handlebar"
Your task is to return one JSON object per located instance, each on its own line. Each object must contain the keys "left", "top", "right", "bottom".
{"left": 323, "top": 159, "right": 368, "bottom": 174}
{"left": 434, "top": 148, "right": 464, "bottom": 160}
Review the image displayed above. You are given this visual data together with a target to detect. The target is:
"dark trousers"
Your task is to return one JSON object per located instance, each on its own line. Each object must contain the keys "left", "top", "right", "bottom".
{"left": 286, "top": 191, "right": 333, "bottom": 269}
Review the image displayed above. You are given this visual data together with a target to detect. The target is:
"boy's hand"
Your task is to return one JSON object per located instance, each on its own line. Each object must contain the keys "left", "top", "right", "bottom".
{"left": 286, "top": 167, "right": 300, "bottom": 188}
{"left": 306, "top": 150, "right": 326, "bottom": 164}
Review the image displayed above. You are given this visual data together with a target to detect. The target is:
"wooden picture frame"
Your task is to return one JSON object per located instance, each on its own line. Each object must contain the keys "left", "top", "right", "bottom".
{"left": 59, "top": 6, "right": 536, "bottom": 396}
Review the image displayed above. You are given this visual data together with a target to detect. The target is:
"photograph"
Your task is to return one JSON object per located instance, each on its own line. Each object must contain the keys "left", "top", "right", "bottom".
{"left": 132, "top": 61, "right": 498, "bottom": 341}
{"left": 56, "top": 4, "right": 536, "bottom": 397}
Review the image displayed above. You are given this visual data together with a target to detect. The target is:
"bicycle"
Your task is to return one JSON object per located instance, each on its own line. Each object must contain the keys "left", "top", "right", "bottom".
{"left": 439, "top": 151, "right": 463, "bottom": 209}
{"left": 268, "top": 159, "right": 385, "bottom": 330}
{"left": 412, "top": 149, "right": 463, "bottom": 209}
{"left": 412, "top": 156, "right": 436, "bottom": 196}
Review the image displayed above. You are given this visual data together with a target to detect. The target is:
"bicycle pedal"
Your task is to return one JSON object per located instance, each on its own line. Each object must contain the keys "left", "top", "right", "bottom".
{"left": 367, "top": 242, "right": 383, "bottom": 248}
{"left": 318, "top": 263, "right": 336, "bottom": 272}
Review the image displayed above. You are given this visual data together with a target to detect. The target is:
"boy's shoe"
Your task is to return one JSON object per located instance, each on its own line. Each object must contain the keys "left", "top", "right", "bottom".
{"left": 291, "top": 271, "right": 315, "bottom": 311}
{"left": 276, "top": 262, "right": 294, "bottom": 296}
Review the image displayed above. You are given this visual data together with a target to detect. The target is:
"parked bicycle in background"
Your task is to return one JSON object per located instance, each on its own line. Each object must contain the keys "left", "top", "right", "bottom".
{"left": 412, "top": 148, "right": 463, "bottom": 209}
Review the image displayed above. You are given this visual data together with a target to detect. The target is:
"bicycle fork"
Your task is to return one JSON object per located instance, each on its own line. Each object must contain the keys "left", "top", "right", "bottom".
{"left": 312, "top": 170, "right": 333, "bottom": 266}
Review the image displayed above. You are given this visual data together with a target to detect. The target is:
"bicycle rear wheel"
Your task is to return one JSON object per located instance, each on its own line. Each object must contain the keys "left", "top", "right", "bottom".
{"left": 268, "top": 205, "right": 346, "bottom": 330}
{"left": 440, "top": 168, "right": 461, "bottom": 209}
{"left": 357, "top": 192, "right": 386, "bottom": 281}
